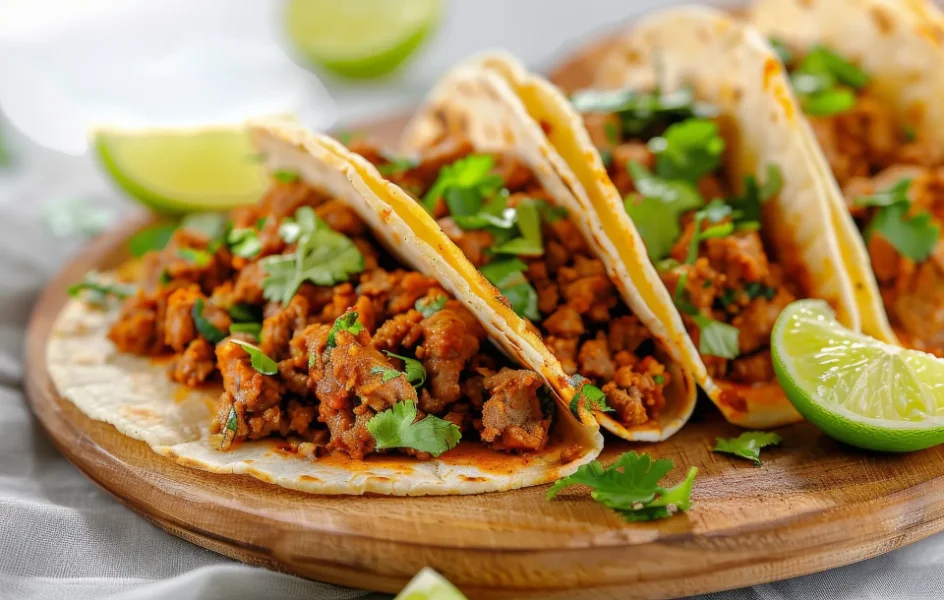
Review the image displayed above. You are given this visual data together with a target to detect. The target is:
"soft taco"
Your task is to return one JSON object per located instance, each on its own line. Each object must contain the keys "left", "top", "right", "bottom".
{"left": 328, "top": 62, "right": 699, "bottom": 442}
{"left": 491, "top": 6, "right": 876, "bottom": 428}
{"left": 48, "top": 124, "right": 604, "bottom": 496}
{"left": 750, "top": 0, "right": 944, "bottom": 357}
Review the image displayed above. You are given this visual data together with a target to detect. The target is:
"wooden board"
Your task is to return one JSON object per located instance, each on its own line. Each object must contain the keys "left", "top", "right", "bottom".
{"left": 23, "top": 45, "right": 944, "bottom": 600}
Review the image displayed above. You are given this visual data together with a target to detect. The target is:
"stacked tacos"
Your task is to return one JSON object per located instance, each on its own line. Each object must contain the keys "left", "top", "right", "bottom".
{"left": 337, "top": 62, "right": 700, "bottom": 441}
{"left": 749, "top": 0, "right": 944, "bottom": 357}
{"left": 480, "top": 6, "right": 877, "bottom": 428}
{"left": 50, "top": 122, "right": 605, "bottom": 496}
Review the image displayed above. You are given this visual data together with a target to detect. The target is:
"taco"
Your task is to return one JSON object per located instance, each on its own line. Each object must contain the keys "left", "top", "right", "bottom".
{"left": 750, "top": 0, "right": 944, "bottom": 357}
{"left": 48, "top": 124, "right": 603, "bottom": 496}
{"left": 497, "top": 6, "right": 874, "bottom": 428}
{"left": 329, "top": 60, "right": 700, "bottom": 442}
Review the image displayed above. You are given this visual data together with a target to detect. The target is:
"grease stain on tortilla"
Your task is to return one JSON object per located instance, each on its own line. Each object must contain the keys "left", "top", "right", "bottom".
{"left": 762, "top": 57, "right": 780, "bottom": 91}
{"left": 173, "top": 386, "right": 191, "bottom": 404}
{"left": 299, "top": 475, "right": 321, "bottom": 483}
{"left": 870, "top": 5, "right": 894, "bottom": 35}
{"left": 120, "top": 405, "right": 159, "bottom": 421}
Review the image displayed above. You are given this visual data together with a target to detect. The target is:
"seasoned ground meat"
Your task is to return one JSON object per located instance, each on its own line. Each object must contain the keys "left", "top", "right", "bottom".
{"left": 170, "top": 338, "right": 216, "bottom": 386}
{"left": 417, "top": 304, "right": 485, "bottom": 413}
{"left": 480, "top": 369, "right": 549, "bottom": 452}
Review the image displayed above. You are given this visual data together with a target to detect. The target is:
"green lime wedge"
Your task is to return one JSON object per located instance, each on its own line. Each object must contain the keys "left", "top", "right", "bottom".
{"left": 285, "top": 0, "right": 441, "bottom": 79}
{"left": 95, "top": 127, "right": 268, "bottom": 215}
{"left": 772, "top": 299, "right": 944, "bottom": 452}
{"left": 394, "top": 568, "right": 467, "bottom": 600}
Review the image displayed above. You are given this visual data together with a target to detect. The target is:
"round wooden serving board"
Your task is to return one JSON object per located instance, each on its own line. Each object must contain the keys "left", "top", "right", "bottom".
{"left": 23, "top": 43, "right": 944, "bottom": 600}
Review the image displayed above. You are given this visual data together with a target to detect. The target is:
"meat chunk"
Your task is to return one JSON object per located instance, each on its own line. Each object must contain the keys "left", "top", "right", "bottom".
{"left": 480, "top": 369, "right": 549, "bottom": 452}
{"left": 577, "top": 333, "right": 615, "bottom": 382}
{"left": 260, "top": 295, "right": 310, "bottom": 360}
{"left": 416, "top": 305, "right": 484, "bottom": 413}
{"left": 108, "top": 293, "right": 164, "bottom": 355}
{"left": 170, "top": 338, "right": 216, "bottom": 386}
{"left": 438, "top": 218, "right": 494, "bottom": 267}
{"left": 216, "top": 339, "right": 284, "bottom": 414}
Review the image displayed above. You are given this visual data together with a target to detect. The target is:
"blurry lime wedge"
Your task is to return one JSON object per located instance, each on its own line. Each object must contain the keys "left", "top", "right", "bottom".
{"left": 95, "top": 127, "right": 268, "bottom": 215}
{"left": 285, "top": 0, "right": 441, "bottom": 79}
{"left": 394, "top": 568, "right": 467, "bottom": 600}
{"left": 772, "top": 299, "right": 944, "bottom": 452}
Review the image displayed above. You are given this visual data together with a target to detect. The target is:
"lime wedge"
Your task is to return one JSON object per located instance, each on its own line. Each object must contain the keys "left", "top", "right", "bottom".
{"left": 95, "top": 127, "right": 268, "bottom": 215}
{"left": 772, "top": 299, "right": 944, "bottom": 452}
{"left": 285, "top": 0, "right": 441, "bottom": 79}
{"left": 394, "top": 568, "right": 467, "bottom": 600}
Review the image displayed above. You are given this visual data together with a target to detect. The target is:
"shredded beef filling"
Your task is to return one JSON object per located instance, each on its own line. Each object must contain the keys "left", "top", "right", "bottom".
{"left": 355, "top": 137, "right": 671, "bottom": 428}
{"left": 109, "top": 180, "right": 551, "bottom": 459}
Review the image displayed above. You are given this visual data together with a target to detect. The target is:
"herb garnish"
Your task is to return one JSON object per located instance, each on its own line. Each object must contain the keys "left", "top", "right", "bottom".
{"left": 228, "top": 303, "right": 262, "bottom": 323}
{"left": 128, "top": 223, "right": 176, "bottom": 257}
{"left": 714, "top": 431, "right": 782, "bottom": 466}
{"left": 227, "top": 228, "right": 261, "bottom": 259}
{"left": 221, "top": 406, "right": 238, "bottom": 450}
{"left": 261, "top": 206, "right": 364, "bottom": 304}
{"left": 177, "top": 248, "right": 212, "bottom": 266}
{"left": 67, "top": 272, "right": 135, "bottom": 307}
{"left": 571, "top": 87, "right": 716, "bottom": 137}
{"left": 768, "top": 38, "right": 793, "bottom": 65}
{"left": 648, "top": 118, "right": 725, "bottom": 183}
{"left": 568, "top": 374, "right": 611, "bottom": 418}
{"left": 229, "top": 322, "right": 262, "bottom": 340}
{"left": 415, "top": 294, "right": 447, "bottom": 318}
{"left": 366, "top": 401, "right": 462, "bottom": 457}
{"left": 383, "top": 351, "right": 426, "bottom": 388}
{"left": 788, "top": 45, "right": 869, "bottom": 117}
{"left": 229, "top": 339, "right": 278, "bottom": 375}
{"left": 326, "top": 311, "right": 366, "bottom": 348}
{"left": 858, "top": 178, "right": 939, "bottom": 261}
{"left": 422, "top": 154, "right": 504, "bottom": 214}
{"left": 272, "top": 170, "right": 300, "bottom": 184}
{"left": 377, "top": 150, "right": 419, "bottom": 176}
{"left": 547, "top": 451, "right": 698, "bottom": 521}
{"left": 479, "top": 258, "right": 540, "bottom": 320}
{"left": 625, "top": 161, "right": 704, "bottom": 260}
{"left": 192, "top": 298, "right": 226, "bottom": 344}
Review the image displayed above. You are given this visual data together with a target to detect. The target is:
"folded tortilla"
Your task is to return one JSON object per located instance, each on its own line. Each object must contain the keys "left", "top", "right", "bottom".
{"left": 47, "top": 123, "right": 603, "bottom": 496}
{"left": 749, "top": 0, "right": 944, "bottom": 355}
{"left": 367, "top": 62, "right": 699, "bottom": 442}
{"left": 471, "top": 7, "right": 880, "bottom": 428}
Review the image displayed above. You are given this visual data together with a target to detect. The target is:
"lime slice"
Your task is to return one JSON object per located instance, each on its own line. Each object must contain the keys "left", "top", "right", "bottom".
{"left": 394, "top": 568, "right": 467, "bottom": 600}
{"left": 772, "top": 299, "right": 944, "bottom": 452}
{"left": 95, "top": 127, "right": 268, "bottom": 215}
{"left": 285, "top": 0, "right": 441, "bottom": 79}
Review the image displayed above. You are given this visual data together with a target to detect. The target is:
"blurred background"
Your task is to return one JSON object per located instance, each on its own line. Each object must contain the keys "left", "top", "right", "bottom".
{"left": 0, "top": 0, "right": 737, "bottom": 226}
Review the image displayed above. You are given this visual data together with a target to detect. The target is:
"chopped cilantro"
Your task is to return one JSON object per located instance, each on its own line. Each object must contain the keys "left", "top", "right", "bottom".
{"left": 273, "top": 170, "right": 299, "bottom": 184}
{"left": 176, "top": 248, "right": 212, "bottom": 266}
{"left": 718, "top": 288, "right": 738, "bottom": 308}
{"left": 600, "top": 149, "right": 613, "bottom": 168}
{"left": 326, "top": 311, "right": 366, "bottom": 348}
{"left": 692, "top": 314, "right": 740, "bottom": 359}
{"left": 759, "top": 164, "right": 783, "bottom": 201}
{"left": 649, "top": 118, "right": 725, "bottom": 183}
{"left": 334, "top": 130, "right": 355, "bottom": 145}
{"left": 229, "top": 322, "right": 262, "bottom": 340}
{"left": 568, "top": 374, "right": 612, "bottom": 418}
{"left": 220, "top": 406, "right": 238, "bottom": 450}
{"left": 744, "top": 282, "right": 777, "bottom": 300}
{"left": 423, "top": 154, "right": 504, "bottom": 214}
{"left": 455, "top": 196, "right": 545, "bottom": 257}
{"left": 227, "top": 228, "right": 261, "bottom": 258}
{"left": 128, "top": 223, "right": 176, "bottom": 257}
{"left": 383, "top": 351, "right": 426, "bottom": 388}
{"left": 307, "top": 351, "right": 318, "bottom": 370}
{"left": 802, "top": 88, "right": 857, "bottom": 117}
{"left": 624, "top": 161, "right": 705, "bottom": 260}
{"left": 366, "top": 401, "right": 461, "bottom": 457}
{"left": 377, "top": 151, "right": 419, "bottom": 176}
{"left": 855, "top": 178, "right": 911, "bottom": 208}
{"left": 480, "top": 258, "right": 540, "bottom": 320}
{"left": 714, "top": 431, "right": 782, "bottom": 466}
{"left": 68, "top": 272, "right": 135, "bottom": 307}
{"left": 547, "top": 451, "right": 697, "bottom": 521}
{"left": 192, "top": 298, "right": 226, "bottom": 344}
{"left": 903, "top": 124, "right": 917, "bottom": 143}
{"left": 415, "top": 294, "right": 447, "bottom": 318}
{"left": 652, "top": 374, "right": 665, "bottom": 385}
{"left": 790, "top": 45, "right": 868, "bottom": 117}
{"left": 534, "top": 199, "right": 568, "bottom": 222}
{"left": 370, "top": 366, "right": 403, "bottom": 383}
{"left": 768, "top": 38, "right": 794, "bottom": 65}
{"left": 571, "top": 87, "right": 715, "bottom": 137}
{"left": 859, "top": 178, "right": 939, "bottom": 261}
{"left": 228, "top": 303, "right": 262, "bottom": 323}
{"left": 603, "top": 121, "right": 619, "bottom": 145}
{"left": 261, "top": 207, "right": 364, "bottom": 304}
{"left": 229, "top": 339, "right": 278, "bottom": 375}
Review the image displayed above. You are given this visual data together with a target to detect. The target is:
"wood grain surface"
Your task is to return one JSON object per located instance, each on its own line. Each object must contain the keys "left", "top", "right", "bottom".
{"left": 23, "top": 30, "right": 944, "bottom": 600}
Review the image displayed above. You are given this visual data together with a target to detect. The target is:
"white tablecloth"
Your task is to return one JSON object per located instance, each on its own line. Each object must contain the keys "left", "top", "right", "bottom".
{"left": 2, "top": 1, "right": 943, "bottom": 598}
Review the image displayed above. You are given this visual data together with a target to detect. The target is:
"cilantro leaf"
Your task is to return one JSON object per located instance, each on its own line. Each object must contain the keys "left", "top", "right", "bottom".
{"left": 261, "top": 207, "right": 364, "bottom": 304}
{"left": 383, "top": 351, "right": 426, "bottom": 388}
{"left": 759, "top": 164, "right": 783, "bottom": 201}
{"left": 220, "top": 406, "right": 238, "bottom": 450}
{"left": 547, "top": 451, "right": 697, "bottom": 521}
{"left": 855, "top": 178, "right": 911, "bottom": 208}
{"left": 377, "top": 151, "right": 419, "bottom": 176}
{"left": 568, "top": 374, "right": 612, "bottom": 418}
{"left": 802, "top": 88, "right": 857, "bottom": 117}
{"left": 229, "top": 322, "right": 262, "bottom": 340}
{"left": 128, "top": 223, "right": 176, "bottom": 257}
{"left": 229, "top": 339, "right": 278, "bottom": 375}
{"left": 366, "top": 401, "right": 461, "bottom": 457}
{"left": 177, "top": 248, "right": 212, "bottom": 266}
{"left": 868, "top": 202, "right": 939, "bottom": 262}
{"left": 625, "top": 161, "right": 705, "bottom": 260}
{"left": 370, "top": 366, "right": 403, "bottom": 383}
{"left": 68, "top": 272, "right": 135, "bottom": 307}
{"left": 480, "top": 258, "right": 540, "bottom": 320}
{"left": 692, "top": 314, "right": 740, "bottom": 359}
{"left": 744, "top": 282, "right": 777, "bottom": 300}
{"left": 227, "top": 228, "right": 261, "bottom": 258}
{"left": 423, "top": 155, "right": 503, "bottom": 213}
{"left": 571, "top": 87, "right": 715, "bottom": 137}
{"left": 802, "top": 45, "right": 870, "bottom": 90}
{"left": 714, "top": 431, "right": 782, "bottom": 466}
{"left": 769, "top": 38, "right": 794, "bottom": 65}
{"left": 273, "top": 170, "right": 299, "bottom": 183}
{"left": 228, "top": 303, "right": 262, "bottom": 323}
{"left": 789, "top": 46, "right": 868, "bottom": 117}
{"left": 327, "top": 311, "right": 365, "bottom": 348}
{"left": 649, "top": 119, "right": 725, "bottom": 183}
{"left": 192, "top": 298, "right": 226, "bottom": 344}
{"left": 415, "top": 294, "right": 447, "bottom": 318}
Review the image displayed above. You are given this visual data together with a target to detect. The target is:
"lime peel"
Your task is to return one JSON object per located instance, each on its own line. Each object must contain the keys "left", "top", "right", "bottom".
{"left": 772, "top": 299, "right": 944, "bottom": 452}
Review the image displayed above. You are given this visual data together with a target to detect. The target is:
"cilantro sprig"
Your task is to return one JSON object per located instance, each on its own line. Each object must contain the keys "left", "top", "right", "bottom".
{"left": 547, "top": 451, "right": 697, "bottom": 521}
{"left": 423, "top": 154, "right": 504, "bottom": 214}
{"left": 714, "top": 431, "right": 782, "bottom": 466}
{"left": 261, "top": 206, "right": 364, "bottom": 304}
{"left": 858, "top": 178, "right": 939, "bottom": 261}
{"left": 788, "top": 45, "right": 870, "bottom": 117}
{"left": 571, "top": 87, "right": 716, "bottom": 137}
{"left": 327, "top": 311, "right": 366, "bottom": 348}
{"left": 568, "top": 374, "right": 611, "bottom": 418}
{"left": 382, "top": 351, "right": 427, "bottom": 388}
{"left": 480, "top": 258, "right": 540, "bottom": 320}
{"left": 227, "top": 228, "right": 261, "bottom": 259}
{"left": 377, "top": 150, "right": 419, "bottom": 176}
{"left": 625, "top": 161, "right": 704, "bottom": 261}
{"left": 648, "top": 118, "right": 725, "bottom": 183}
{"left": 366, "top": 401, "right": 461, "bottom": 457}
{"left": 192, "top": 298, "right": 226, "bottom": 344}
{"left": 68, "top": 272, "right": 135, "bottom": 307}
{"left": 415, "top": 294, "right": 447, "bottom": 318}
{"left": 229, "top": 339, "right": 278, "bottom": 375}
